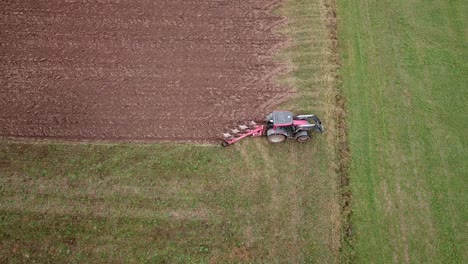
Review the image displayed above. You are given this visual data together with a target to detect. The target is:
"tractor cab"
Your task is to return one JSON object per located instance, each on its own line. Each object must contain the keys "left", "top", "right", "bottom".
{"left": 266, "top": 111, "right": 294, "bottom": 128}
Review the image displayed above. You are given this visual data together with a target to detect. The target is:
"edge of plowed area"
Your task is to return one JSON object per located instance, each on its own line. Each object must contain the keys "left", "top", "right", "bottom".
{"left": 0, "top": 135, "right": 218, "bottom": 146}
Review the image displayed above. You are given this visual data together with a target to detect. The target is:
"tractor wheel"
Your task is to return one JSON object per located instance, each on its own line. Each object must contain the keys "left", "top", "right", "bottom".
{"left": 296, "top": 135, "right": 311, "bottom": 143}
{"left": 221, "top": 141, "right": 229, "bottom": 147}
{"left": 268, "top": 134, "right": 286, "bottom": 143}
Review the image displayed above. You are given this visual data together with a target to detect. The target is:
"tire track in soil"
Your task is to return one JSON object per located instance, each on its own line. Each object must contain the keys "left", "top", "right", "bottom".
{"left": 0, "top": 0, "right": 292, "bottom": 142}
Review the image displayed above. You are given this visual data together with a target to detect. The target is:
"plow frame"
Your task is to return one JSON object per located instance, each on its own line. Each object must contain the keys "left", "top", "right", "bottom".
{"left": 222, "top": 125, "right": 265, "bottom": 147}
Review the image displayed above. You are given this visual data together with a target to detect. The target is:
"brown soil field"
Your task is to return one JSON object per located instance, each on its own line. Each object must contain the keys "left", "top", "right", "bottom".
{"left": 0, "top": 0, "right": 291, "bottom": 142}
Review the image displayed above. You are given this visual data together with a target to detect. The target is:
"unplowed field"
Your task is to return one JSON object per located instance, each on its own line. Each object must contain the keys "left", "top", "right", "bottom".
{"left": 0, "top": 0, "right": 290, "bottom": 141}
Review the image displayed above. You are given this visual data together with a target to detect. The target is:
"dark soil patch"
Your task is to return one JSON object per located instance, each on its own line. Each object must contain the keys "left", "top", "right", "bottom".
{"left": 0, "top": 0, "right": 291, "bottom": 142}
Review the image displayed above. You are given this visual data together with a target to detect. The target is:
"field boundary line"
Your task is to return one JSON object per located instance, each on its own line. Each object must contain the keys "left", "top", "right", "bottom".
{"left": 319, "top": 0, "right": 353, "bottom": 261}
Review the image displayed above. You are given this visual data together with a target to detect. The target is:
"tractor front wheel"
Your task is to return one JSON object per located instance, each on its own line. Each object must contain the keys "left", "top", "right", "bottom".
{"left": 296, "top": 135, "right": 311, "bottom": 143}
{"left": 268, "top": 134, "right": 286, "bottom": 143}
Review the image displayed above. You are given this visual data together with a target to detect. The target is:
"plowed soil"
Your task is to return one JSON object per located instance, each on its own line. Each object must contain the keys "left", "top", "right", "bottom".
{"left": 0, "top": 0, "right": 291, "bottom": 142}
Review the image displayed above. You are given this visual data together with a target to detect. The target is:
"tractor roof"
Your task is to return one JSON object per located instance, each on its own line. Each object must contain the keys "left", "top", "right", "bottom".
{"left": 272, "top": 111, "right": 293, "bottom": 126}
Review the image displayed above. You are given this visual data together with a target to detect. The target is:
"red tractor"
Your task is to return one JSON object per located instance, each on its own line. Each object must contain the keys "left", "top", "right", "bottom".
{"left": 222, "top": 111, "right": 323, "bottom": 147}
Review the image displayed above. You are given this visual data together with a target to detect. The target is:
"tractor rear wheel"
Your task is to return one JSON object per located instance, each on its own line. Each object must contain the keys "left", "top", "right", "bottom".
{"left": 296, "top": 135, "right": 311, "bottom": 143}
{"left": 268, "top": 134, "right": 286, "bottom": 143}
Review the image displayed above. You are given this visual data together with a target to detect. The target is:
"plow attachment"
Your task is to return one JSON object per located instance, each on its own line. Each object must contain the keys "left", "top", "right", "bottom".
{"left": 222, "top": 123, "right": 265, "bottom": 147}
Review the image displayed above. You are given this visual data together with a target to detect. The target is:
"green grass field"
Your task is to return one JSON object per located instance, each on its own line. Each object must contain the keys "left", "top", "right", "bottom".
{"left": 0, "top": 1, "right": 345, "bottom": 263}
{"left": 338, "top": 0, "right": 467, "bottom": 262}
{"left": 3, "top": 0, "right": 464, "bottom": 263}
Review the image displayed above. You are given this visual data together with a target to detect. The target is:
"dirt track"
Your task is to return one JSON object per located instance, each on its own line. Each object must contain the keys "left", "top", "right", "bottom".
{"left": 0, "top": 0, "right": 291, "bottom": 142}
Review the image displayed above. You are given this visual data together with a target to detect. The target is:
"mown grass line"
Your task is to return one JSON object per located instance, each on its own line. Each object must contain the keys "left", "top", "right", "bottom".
{"left": 337, "top": 0, "right": 467, "bottom": 262}
{"left": 0, "top": 0, "right": 345, "bottom": 263}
